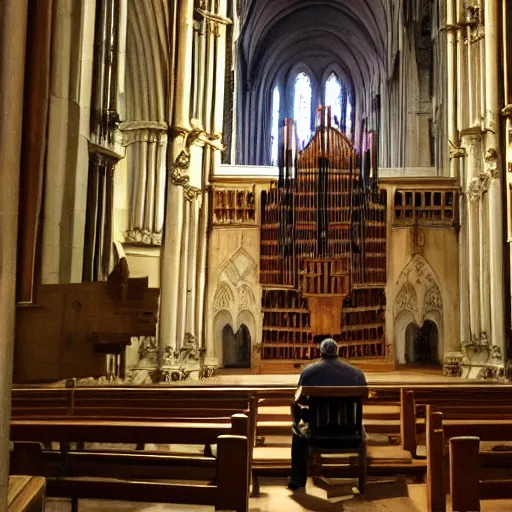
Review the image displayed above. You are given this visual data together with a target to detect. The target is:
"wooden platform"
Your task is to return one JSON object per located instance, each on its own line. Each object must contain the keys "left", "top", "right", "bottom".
{"left": 184, "top": 367, "right": 484, "bottom": 387}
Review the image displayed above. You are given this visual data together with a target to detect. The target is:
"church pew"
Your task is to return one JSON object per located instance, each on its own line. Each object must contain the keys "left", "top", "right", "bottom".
{"left": 424, "top": 406, "right": 512, "bottom": 512}
{"left": 10, "top": 414, "right": 249, "bottom": 512}
{"left": 450, "top": 436, "right": 512, "bottom": 511}
{"left": 400, "top": 387, "right": 512, "bottom": 457}
{"left": 12, "top": 387, "right": 259, "bottom": 457}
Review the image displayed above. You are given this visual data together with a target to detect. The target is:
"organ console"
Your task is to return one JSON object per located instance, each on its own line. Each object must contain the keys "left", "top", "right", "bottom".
{"left": 14, "top": 256, "right": 159, "bottom": 383}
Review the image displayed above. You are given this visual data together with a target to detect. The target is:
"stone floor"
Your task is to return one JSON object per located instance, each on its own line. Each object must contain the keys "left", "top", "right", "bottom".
{"left": 44, "top": 478, "right": 512, "bottom": 511}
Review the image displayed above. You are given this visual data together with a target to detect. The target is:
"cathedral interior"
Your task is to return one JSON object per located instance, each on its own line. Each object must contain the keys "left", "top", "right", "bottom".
{"left": 2, "top": 0, "right": 512, "bottom": 510}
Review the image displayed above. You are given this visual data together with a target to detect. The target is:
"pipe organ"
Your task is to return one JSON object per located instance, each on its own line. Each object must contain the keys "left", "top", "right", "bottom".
{"left": 259, "top": 109, "right": 388, "bottom": 371}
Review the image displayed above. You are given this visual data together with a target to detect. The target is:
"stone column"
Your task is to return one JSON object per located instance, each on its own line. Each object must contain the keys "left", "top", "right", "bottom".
{"left": 41, "top": 0, "right": 97, "bottom": 284}
{"left": 462, "top": 130, "right": 483, "bottom": 339}
{"left": 186, "top": 199, "right": 199, "bottom": 335}
{"left": 467, "top": 198, "right": 481, "bottom": 337}
{"left": 0, "top": 1, "right": 28, "bottom": 506}
{"left": 176, "top": 199, "right": 191, "bottom": 348}
{"left": 122, "top": 122, "right": 168, "bottom": 245}
{"left": 484, "top": 0, "right": 505, "bottom": 353}
{"left": 158, "top": 0, "right": 194, "bottom": 360}
{"left": 446, "top": 0, "right": 458, "bottom": 177}
{"left": 159, "top": 181, "right": 185, "bottom": 358}
{"left": 458, "top": 193, "right": 470, "bottom": 343}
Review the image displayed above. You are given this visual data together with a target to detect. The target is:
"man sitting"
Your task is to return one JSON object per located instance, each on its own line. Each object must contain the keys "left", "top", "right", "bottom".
{"left": 288, "top": 338, "right": 367, "bottom": 491}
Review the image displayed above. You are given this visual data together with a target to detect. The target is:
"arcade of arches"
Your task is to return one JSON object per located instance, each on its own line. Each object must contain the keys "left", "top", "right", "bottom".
{"left": 2, "top": 0, "right": 512, "bottom": 505}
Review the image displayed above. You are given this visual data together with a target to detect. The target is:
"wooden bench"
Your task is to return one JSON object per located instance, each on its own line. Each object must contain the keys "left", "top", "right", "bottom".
{"left": 449, "top": 436, "right": 512, "bottom": 512}
{"left": 400, "top": 387, "right": 512, "bottom": 457}
{"left": 10, "top": 414, "right": 250, "bottom": 512}
{"left": 12, "top": 386, "right": 259, "bottom": 459}
{"left": 8, "top": 476, "right": 46, "bottom": 512}
{"left": 424, "top": 405, "right": 512, "bottom": 512}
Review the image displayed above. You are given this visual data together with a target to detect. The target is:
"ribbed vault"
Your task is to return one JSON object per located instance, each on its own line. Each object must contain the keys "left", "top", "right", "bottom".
{"left": 235, "top": 0, "right": 394, "bottom": 165}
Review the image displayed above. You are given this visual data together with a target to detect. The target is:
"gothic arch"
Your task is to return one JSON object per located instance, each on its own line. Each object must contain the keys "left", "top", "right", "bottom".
{"left": 213, "top": 309, "right": 233, "bottom": 360}
{"left": 238, "top": 284, "right": 256, "bottom": 312}
{"left": 394, "top": 255, "right": 444, "bottom": 364}
{"left": 213, "top": 283, "right": 235, "bottom": 312}
{"left": 394, "top": 281, "right": 419, "bottom": 324}
{"left": 394, "top": 309, "right": 417, "bottom": 365}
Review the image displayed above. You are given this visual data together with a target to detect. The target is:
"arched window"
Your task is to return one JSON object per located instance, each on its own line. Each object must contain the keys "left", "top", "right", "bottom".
{"left": 325, "top": 73, "right": 343, "bottom": 129}
{"left": 270, "top": 86, "right": 280, "bottom": 166}
{"left": 294, "top": 72, "right": 312, "bottom": 149}
{"left": 346, "top": 98, "right": 353, "bottom": 138}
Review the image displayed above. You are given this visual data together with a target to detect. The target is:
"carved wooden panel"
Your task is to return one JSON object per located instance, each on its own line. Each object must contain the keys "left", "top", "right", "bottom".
{"left": 213, "top": 188, "right": 256, "bottom": 225}
{"left": 393, "top": 189, "right": 457, "bottom": 226}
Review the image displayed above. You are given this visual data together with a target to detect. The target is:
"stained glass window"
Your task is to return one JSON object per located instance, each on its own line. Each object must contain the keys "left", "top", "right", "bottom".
{"left": 294, "top": 72, "right": 312, "bottom": 149}
{"left": 325, "top": 73, "right": 342, "bottom": 129}
{"left": 270, "top": 86, "right": 280, "bottom": 166}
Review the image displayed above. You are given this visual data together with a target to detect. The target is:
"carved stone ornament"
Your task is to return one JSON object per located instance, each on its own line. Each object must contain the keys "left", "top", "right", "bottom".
{"left": 466, "top": 148, "right": 499, "bottom": 201}
{"left": 395, "top": 282, "right": 417, "bottom": 314}
{"left": 137, "top": 336, "right": 158, "bottom": 367}
{"left": 449, "top": 140, "right": 465, "bottom": 159}
{"left": 169, "top": 164, "right": 202, "bottom": 201}
{"left": 467, "top": 171, "right": 493, "bottom": 201}
{"left": 160, "top": 333, "right": 214, "bottom": 383}
{"left": 423, "top": 284, "right": 443, "bottom": 314}
{"left": 119, "top": 121, "right": 168, "bottom": 147}
{"left": 213, "top": 283, "right": 235, "bottom": 312}
{"left": 238, "top": 284, "right": 255, "bottom": 311}
{"left": 124, "top": 228, "right": 162, "bottom": 246}
{"left": 484, "top": 148, "right": 499, "bottom": 177}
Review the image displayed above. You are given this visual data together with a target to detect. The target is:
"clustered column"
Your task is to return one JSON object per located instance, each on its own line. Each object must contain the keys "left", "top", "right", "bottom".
{"left": 449, "top": 0, "right": 505, "bottom": 355}
{"left": 159, "top": 0, "right": 230, "bottom": 363}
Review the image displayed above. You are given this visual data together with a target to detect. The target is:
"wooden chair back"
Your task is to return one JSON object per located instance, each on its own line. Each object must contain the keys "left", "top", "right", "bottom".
{"left": 295, "top": 386, "right": 367, "bottom": 449}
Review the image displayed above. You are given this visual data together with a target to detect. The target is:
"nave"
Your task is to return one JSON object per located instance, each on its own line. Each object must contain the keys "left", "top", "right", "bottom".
{"left": 9, "top": 376, "right": 512, "bottom": 512}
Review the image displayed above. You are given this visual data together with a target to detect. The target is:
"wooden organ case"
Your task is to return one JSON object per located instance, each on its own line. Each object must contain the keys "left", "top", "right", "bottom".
{"left": 14, "top": 257, "right": 159, "bottom": 383}
{"left": 258, "top": 111, "right": 388, "bottom": 372}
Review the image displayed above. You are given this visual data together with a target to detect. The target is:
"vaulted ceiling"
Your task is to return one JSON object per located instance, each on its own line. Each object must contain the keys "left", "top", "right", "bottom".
{"left": 238, "top": 0, "right": 392, "bottom": 95}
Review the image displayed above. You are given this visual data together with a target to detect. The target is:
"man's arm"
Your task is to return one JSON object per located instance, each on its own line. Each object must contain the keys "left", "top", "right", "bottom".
{"left": 358, "top": 372, "right": 368, "bottom": 386}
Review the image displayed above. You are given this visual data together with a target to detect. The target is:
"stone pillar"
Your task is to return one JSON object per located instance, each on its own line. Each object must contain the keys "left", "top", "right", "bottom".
{"left": 458, "top": 193, "right": 470, "bottom": 343}
{"left": 484, "top": 0, "right": 505, "bottom": 354}
{"left": 41, "top": 0, "right": 96, "bottom": 284}
{"left": 158, "top": 0, "right": 194, "bottom": 360}
{"left": 159, "top": 182, "right": 185, "bottom": 359}
{"left": 195, "top": 186, "right": 210, "bottom": 347}
{"left": 446, "top": 0, "right": 457, "bottom": 176}
{"left": 462, "top": 130, "right": 483, "bottom": 339}
{"left": 176, "top": 200, "right": 191, "bottom": 348}
{"left": 121, "top": 122, "right": 168, "bottom": 245}
{"left": 0, "top": 1, "right": 28, "bottom": 506}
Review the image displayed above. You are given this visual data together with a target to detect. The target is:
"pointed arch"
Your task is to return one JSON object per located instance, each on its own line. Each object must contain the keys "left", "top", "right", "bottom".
{"left": 294, "top": 71, "right": 313, "bottom": 149}
{"left": 213, "top": 283, "right": 235, "bottom": 312}
{"left": 324, "top": 72, "right": 343, "bottom": 128}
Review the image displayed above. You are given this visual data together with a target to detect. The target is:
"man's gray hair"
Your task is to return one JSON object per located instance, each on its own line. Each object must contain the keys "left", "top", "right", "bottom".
{"left": 319, "top": 338, "right": 338, "bottom": 357}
